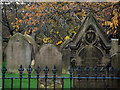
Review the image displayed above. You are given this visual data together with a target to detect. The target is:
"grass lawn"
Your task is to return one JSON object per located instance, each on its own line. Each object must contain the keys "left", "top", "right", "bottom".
{"left": 4, "top": 73, "right": 72, "bottom": 88}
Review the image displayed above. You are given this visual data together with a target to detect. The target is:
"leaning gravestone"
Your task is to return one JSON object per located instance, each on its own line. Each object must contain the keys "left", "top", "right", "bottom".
{"left": 35, "top": 44, "right": 62, "bottom": 88}
{"left": 6, "top": 33, "right": 36, "bottom": 73}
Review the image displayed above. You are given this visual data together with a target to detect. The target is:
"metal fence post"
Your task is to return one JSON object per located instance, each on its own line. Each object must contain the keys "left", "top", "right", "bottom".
{"left": 35, "top": 65, "right": 41, "bottom": 90}
{"left": 76, "top": 66, "right": 82, "bottom": 89}
{"left": 93, "top": 65, "right": 99, "bottom": 89}
{"left": 18, "top": 65, "right": 24, "bottom": 90}
{"left": 1, "top": 66, "right": 7, "bottom": 90}
{"left": 69, "top": 66, "right": 73, "bottom": 89}
{"left": 52, "top": 65, "right": 57, "bottom": 90}
{"left": 84, "top": 66, "right": 90, "bottom": 89}
{"left": 27, "top": 65, "right": 32, "bottom": 90}
{"left": 109, "top": 66, "right": 114, "bottom": 88}
{"left": 101, "top": 66, "right": 106, "bottom": 89}
{"left": 44, "top": 65, "right": 49, "bottom": 90}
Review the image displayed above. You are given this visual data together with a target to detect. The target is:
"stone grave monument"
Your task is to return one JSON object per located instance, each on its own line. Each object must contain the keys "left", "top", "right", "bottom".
{"left": 61, "top": 12, "right": 120, "bottom": 88}
{"left": 35, "top": 44, "right": 62, "bottom": 88}
{"left": 5, "top": 33, "right": 37, "bottom": 73}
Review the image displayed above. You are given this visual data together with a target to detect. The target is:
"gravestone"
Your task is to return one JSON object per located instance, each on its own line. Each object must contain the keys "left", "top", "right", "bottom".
{"left": 61, "top": 12, "right": 113, "bottom": 88}
{"left": 35, "top": 44, "right": 62, "bottom": 88}
{"left": 6, "top": 33, "right": 36, "bottom": 73}
{"left": 69, "top": 13, "right": 111, "bottom": 68}
{"left": 71, "top": 12, "right": 112, "bottom": 88}
{"left": 35, "top": 44, "right": 62, "bottom": 76}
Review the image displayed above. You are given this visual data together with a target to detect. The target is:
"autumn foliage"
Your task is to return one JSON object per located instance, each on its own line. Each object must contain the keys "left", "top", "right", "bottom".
{"left": 2, "top": 2, "right": 120, "bottom": 45}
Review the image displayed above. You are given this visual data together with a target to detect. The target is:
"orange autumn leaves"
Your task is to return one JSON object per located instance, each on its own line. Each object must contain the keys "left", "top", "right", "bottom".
{"left": 9, "top": 2, "right": 119, "bottom": 45}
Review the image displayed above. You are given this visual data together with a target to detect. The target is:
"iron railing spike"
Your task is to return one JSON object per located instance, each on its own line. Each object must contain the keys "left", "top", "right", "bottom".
{"left": 68, "top": 66, "right": 74, "bottom": 73}
{"left": 35, "top": 65, "right": 41, "bottom": 73}
{"left": 1, "top": 66, "right": 7, "bottom": 72}
{"left": 29, "top": 65, "right": 31, "bottom": 68}
{"left": 84, "top": 65, "right": 90, "bottom": 72}
{"left": 100, "top": 66, "right": 106, "bottom": 72}
{"left": 109, "top": 66, "right": 115, "bottom": 72}
{"left": 84, "top": 65, "right": 90, "bottom": 76}
{"left": 109, "top": 66, "right": 114, "bottom": 77}
{"left": 93, "top": 65, "right": 99, "bottom": 76}
{"left": 20, "top": 65, "right": 22, "bottom": 68}
{"left": 118, "top": 68, "right": 120, "bottom": 77}
{"left": 18, "top": 65, "right": 24, "bottom": 72}
{"left": 52, "top": 65, "right": 57, "bottom": 74}
{"left": 54, "top": 65, "right": 56, "bottom": 69}
{"left": 43, "top": 65, "right": 49, "bottom": 77}
{"left": 37, "top": 65, "right": 40, "bottom": 68}
{"left": 27, "top": 65, "right": 32, "bottom": 72}
{"left": 93, "top": 65, "right": 99, "bottom": 72}
{"left": 118, "top": 67, "right": 120, "bottom": 73}
{"left": 100, "top": 66, "right": 106, "bottom": 77}
{"left": 43, "top": 65, "right": 49, "bottom": 72}
{"left": 76, "top": 66, "right": 82, "bottom": 74}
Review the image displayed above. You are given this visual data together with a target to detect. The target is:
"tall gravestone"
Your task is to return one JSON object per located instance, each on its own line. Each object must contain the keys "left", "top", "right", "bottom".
{"left": 61, "top": 12, "right": 113, "bottom": 88}
{"left": 6, "top": 33, "right": 36, "bottom": 73}
{"left": 35, "top": 44, "right": 62, "bottom": 88}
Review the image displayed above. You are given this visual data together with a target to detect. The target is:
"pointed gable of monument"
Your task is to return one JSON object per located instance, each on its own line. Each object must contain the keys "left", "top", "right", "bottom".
{"left": 70, "top": 12, "right": 111, "bottom": 50}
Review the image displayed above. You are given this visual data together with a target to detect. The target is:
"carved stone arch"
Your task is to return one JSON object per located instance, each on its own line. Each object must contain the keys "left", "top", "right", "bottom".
{"left": 86, "top": 24, "right": 96, "bottom": 31}
{"left": 77, "top": 45, "right": 104, "bottom": 67}
{"left": 94, "top": 46, "right": 105, "bottom": 56}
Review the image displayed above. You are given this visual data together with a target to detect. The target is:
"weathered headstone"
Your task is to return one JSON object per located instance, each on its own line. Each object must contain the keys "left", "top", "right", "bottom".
{"left": 35, "top": 44, "right": 62, "bottom": 88}
{"left": 35, "top": 44, "right": 62, "bottom": 76}
{"left": 61, "top": 12, "right": 113, "bottom": 88}
{"left": 6, "top": 33, "right": 36, "bottom": 73}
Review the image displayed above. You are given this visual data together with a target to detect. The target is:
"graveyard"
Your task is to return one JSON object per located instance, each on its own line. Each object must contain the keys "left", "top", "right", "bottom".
{"left": 1, "top": 1, "right": 120, "bottom": 89}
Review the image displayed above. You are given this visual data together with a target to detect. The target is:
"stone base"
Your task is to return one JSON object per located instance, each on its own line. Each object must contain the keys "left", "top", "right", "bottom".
{"left": 39, "top": 79, "right": 62, "bottom": 88}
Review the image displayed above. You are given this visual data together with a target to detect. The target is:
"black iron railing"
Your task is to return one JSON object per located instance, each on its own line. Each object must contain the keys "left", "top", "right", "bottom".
{"left": 0, "top": 65, "right": 120, "bottom": 89}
